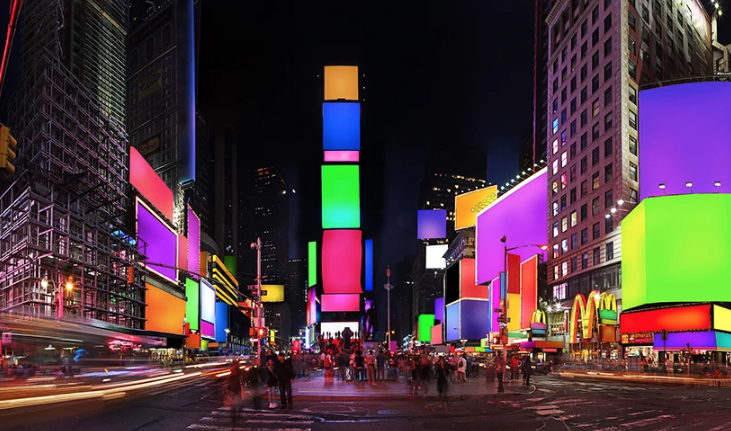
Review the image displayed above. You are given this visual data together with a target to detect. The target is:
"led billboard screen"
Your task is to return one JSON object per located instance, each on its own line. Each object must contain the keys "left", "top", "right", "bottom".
{"left": 322, "top": 229, "right": 362, "bottom": 294}
{"left": 137, "top": 199, "right": 178, "bottom": 282}
{"left": 446, "top": 303, "right": 459, "bottom": 341}
{"left": 187, "top": 207, "right": 200, "bottom": 280}
{"left": 321, "top": 294, "right": 360, "bottom": 312}
{"left": 324, "top": 150, "right": 359, "bottom": 163}
{"left": 324, "top": 66, "right": 359, "bottom": 101}
{"left": 307, "top": 286, "right": 318, "bottom": 326}
{"left": 434, "top": 297, "right": 444, "bottom": 324}
{"left": 461, "top": 300, "right": 491, "bottom": 340}
{"left": 622, "top": 194, "right": 731, "bottom": 310}
{"left": 620, "top": 304, "right": 711, "bottom": 334}
{"left": 321, "top": 321, "right": 359, "bottom": 337}
{"left": 185, "top": 278, "right": 200, "bottom": 331}
{"left": 323, "top": 103, "right": 360, "bottom": 151}
{"left": 145, "top": 284, "right": 186, "bottom": 335}
{"left": 322, "top": 165, "right": 360, "bottom": 229}
{"left": 177, "top": 235, "right": 188, "bottom": 272}
{"left": 520, "top": 256, "right": 539, "bottom": 330}
{"left": 200, "top": 279, "right": 216, "bottom": 339}
{"left": 639, "top": 83, "right": 731, "bottom": 200}
{"left": 261, "top": 284, "right": 284, "bottom": 302}
{"left": 426, "top": 244, "right": 448, "bottom": 270}
{"left": 215, "top": 302, "right": 229, "bottom": 343}
{"left": 308, "top": 241, "right": 317, "bottom": 287}
{"left": 476, "top": 168, "right": 547, "bottom": 284}
{"left": 455, "top": 186, "right": 498, "bottom": 230}
{"left": 417, "top": 210, "right": 447, "bottom": 239}
{"left": 129, "top": 146, "right": 174, "bottom": 221}
{"left": 418, "top": 314, "right": 435, "bottom": 343}
{"left": 460, "top": 258, "right": 487, "bottom": 299}
{"left": 365, "top": 239, "right": 373, "bottom": 291}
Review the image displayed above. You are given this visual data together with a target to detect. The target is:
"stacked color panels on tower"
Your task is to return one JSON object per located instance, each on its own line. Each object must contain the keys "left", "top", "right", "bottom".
{"left": 320, "top": 66, "right": 368, "bottom": 312}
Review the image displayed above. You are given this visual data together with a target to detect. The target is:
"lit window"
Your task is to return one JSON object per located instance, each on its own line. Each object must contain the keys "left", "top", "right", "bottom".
{"left": 552, "top": 139, "right": 559, "bottom": 155}
{"left": 561, "top": 216, "right": 568, "bottom": 232}
{"left": 570, "top": 211, "right": 577, "bottom": 227}
{"left": 553, "top": 283, "right": 567, "bottom": 300}
{"left": 553, "top": 244, "right": 559, "bottom": 259}
{"left": 552, "top": 180, "right": 559, "bottom": 195}
{"left": 561, "top": 130, "right": 568, "bottom": 145}
{"left": 553, "top": 222, "right": 559, "bottom": 238}
{"left": 629, "top": 162, "right": 638, "bottom": 181}
{"left": 561, "top": 174, "right": 568, "bottom": 189}
{"left": 562, "top": 261, "right": 568, "bottom": 275}
{"left": 553, "top": 265, "right": 560, "bottom": 280}
{"left": 552, "top": 118, "right": 559, "bottom": 134}
{"left": 592, "top": 99, "right": 600, "bottom": 117}
{"left": 553, "top": 201, "right": 559, "bottom": 216}
{"left": 561, "top": 151, "right": 568, "bottom": 167}
{"left": 552, "top": 159, "right": 559, "bottom": 175}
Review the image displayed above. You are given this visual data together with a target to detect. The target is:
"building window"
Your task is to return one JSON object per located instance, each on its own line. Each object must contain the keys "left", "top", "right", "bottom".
{"left": 553, "top": 284, "right": 567, "bottom": 301}
{"left": 553, "top": 180, "right": 559, "bottom": 195}
{"left": 592, "top": 172, "right": 600, "bottom": 190}
{"left": 629, "top": 36, "right": 637, "bottom": 56}
{"left": 553, "top": 139, "right": 559, "bottom": 154}
{"left": 562, "top": 261, "right": 569, "bottom": 276}
{"left": 553, "top": 244, "right": 560, "bottom": 258}
{"left": 593, "top": 222, "right": 601, "bottom": 239}
{"left": 571, "top": 76, "right": 577, "bottom": 92}
{"left": 162, "top": 24, "right": 172, "bottom": 47}
{"left": 606, "top": 242, "right": 614, "bottom": 260}
{"left": 553, "top": 201, "right": 559, "bottom": 216}
{"left": 604, "top": 13, "right": 612, "bottom": 32}
{"left": 581, "top": 109, "right": 588, "bottom": 127}
{"left": 593, "top": 28, "right": 600, "bottom": 46}
{"left": 605, "top": 216, "right": 614, "bottom": 234}
{"left": 629, "top": 60, "right": 637, "bottom": 80}
{"left": 570, "top": 187, "right": 577, "bottom": 203}
{"left": 561, "top": 109, "right": 567, "bottom": 124}
{"left": 570, "top": 210, "right": 577, "bottom": 227}
{"left": 605, "top": 188, "right": 613, "bottom": 209}
{"left": 581, "top": 228, "right": 589, "bottom": 245}
{"left": 581, "top": 87, "right": 588, "bottom": 104}
{"left": 561, "top": 216, "right": 568, "bottom": 232}
{"left": 593, "top": 247, "right": 601, "bottom": 265}
{"left": 629, "top": 110, "right": 638, "bottom": 130}
{"left": 629, "top": 188, "right": 638, "bottom": 204}
{"left": 592, "top": 197, "right": 600, "bottom": 215}
{"left": 629, "top": 135, "right": 638, "bottom": 155}
{"left": 561, "top": 173, "right": 568, "bottom": 189}
{"left": 571, "top": 233, "right": 578, "bottom": 250}
{"left": 581, "top": 204, "right": 588, "bottom": 221}
{"left": 592, "top": 51, "right": 600, "bottom": 69}
{"left": 592, "top": 147, "right": 600, "bottom": 166}
{"left": 570, "top": 143, "right": 577, "bottom": 159}
{"left": 592, "top": 99, "right": 600, "bottom": 118}
{"left": 629, "top": 13, "right": 636, "bottom": 31}
{"left": 629, "top": 85, "right": 638, "bottom": 105}
{"left": 592, "top": 74, "right": 600, "bottom": 92}
{"left": 581, "top": 157, "right": 587, "bottom": 174}
{"left": 553, "top": 159, "right": 559, "bottom": 175}
{"left": 604, "top": 137, "right": 612, "bottom": 157}
{"left": 581, "top": 179, "right": 588, "bottom": 197}
{"left": 592, "top": 123, "right": 600, "bottom": 140}
{"left": 570, "top": 165, "right": 576, "bottom": 181}
{"left": 582, "top": 252, "right": 589, "bottom": 269}
{"left": 605, "top": 163, "right": 613, "bottom": 182}
{"left": 562, "top": 130, "right": 568, "bottom": 145}
{"left": 561, "top": 151, "right": 568, "bottom": 167}
{"left": 571, "top": 257, "right": 578, "bottom": 272}
{"left": 604, "top": 112, "right": 613, "bottom": 130}
{"left": 571, "top": 120, "right": 577, "bottom": 137}
{"left": 562, "top": 239, "right": 569, "bottom": 254}
{"left": 553, "top": 222, "right": 559, "bottom": 238}
{"left": 629, "top": 162, "right": 638, "bottom": 181}
{"left": 581, "top": 64, "right": 588, "bottom": 82}
{"left": 571, "top": 98, "right": 577, "bottom": 114}
{"left": 552, "top": 118, "right": 559, "bottom": 134}
{"left": 604, "top": 61, "right": 612, "bottom": 81}
{"left": 553, "top": 98, "right": 559, "bottom": 113}
{"left": 604, "top": 37, "right": 612, "bottom": 57}
{"left": 604, "top": 86, "right": 613, "bottom": 106}
{"left": 553, "top": 265, "right": 560, "bottom": 280}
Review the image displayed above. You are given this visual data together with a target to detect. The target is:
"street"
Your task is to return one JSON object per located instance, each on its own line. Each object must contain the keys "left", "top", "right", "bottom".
{"left": 2, "top": 375, "right": 731, "bottom": 431}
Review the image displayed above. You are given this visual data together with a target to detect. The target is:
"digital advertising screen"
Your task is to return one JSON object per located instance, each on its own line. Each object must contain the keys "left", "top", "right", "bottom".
{"left": 365, "top": 239, "right": 373, "bottom": 291}
{"left": 460, "top": 299, "right": 491, "bottom": 341}
{"left": 520, "top": 255, "right": 538, "bottom": 330}
{"left": 425, "top": 244, "right": 448, "bottom": 270}
{"left": 324, "top": 66, "right": 359, "bottom": 101}
{"left": 622, "top": 194, "right": 731, "bottom": 310}
{"left": 136, "top": 199, "right": 178, "bottom": 283}
{"left": 322, "top": 102, "right": 361, "bottom": 151}
{"left": 417, "top": 210, "right": 447, "bottom": 240}
{"left": 200, "top": 279, "right": 216, "bottom": 340}
{"left": 321, "top": 165, "right": 361, "bottom": 229}
{"left": 308, "top": 241, "right": 317, "bottom": 287}
{"left": 307, "top": 286, "right": 318, "bottom": 326}
{"left": 418, "top": 314, "right": 435, "bottom": 343}
{"left": 459, "top": 258, "right": 487, "bottom": 299}
{"left": 324, "top": 150, "right": 359, "bottom": 163}
{"left": 455, "top": 186, "right": 498, "bottom": 230}
{"left": 639, "top": 83, "right": 731, "bottom": 200}
{"left": 145, "top": 284, "right": 186, "bottom": 335}
{"left": 261, "top": 284, "right": 284, "bottom": 302}
{"left": 185, "top": 278, "right": 200, "bottom": 331}
{"left": 434, "top": 297, "right": 444, "bottom": 324}
{"left": 321, "top": 294, "right": 360, "bottom": 312}
{"left": 446, "top": 303, "right": 459, "bottom": 341}
{"left": 187, "top": 206, "right": 200, "bottom": 280}
{"left": 320, "top": 321, "right": 359, "bottom": 337}
{"left": 215, "top": 302, "right": 229, "bottom": 343}
{"left": 322, "top": 229, "right": 362, "bottom": 294}
{"left": 476, "top": 168, "right": 547, "bottom": 284}
{"left": 129, "top": 147, "right": 174, "bottom": 221}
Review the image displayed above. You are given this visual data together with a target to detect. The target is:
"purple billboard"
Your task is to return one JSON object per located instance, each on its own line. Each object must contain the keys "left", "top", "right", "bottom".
{"left": 434, "top": 297, "right": 444, "bottom": 325}
{"left": 639, "top": 83, "right": 731, "bottom": 200}
{"left": 136, "top": 199, "right": 177, "bottom": 282}
{"left": 476, "top": 168, "right": 548, "bottom": 284}
{"left": 187, "top": 206, "right": 200, "bottom": 280}
{"left": 417, "top": 209, "right": 447, "bottom": 239}
{"left": 461, "top": 300, "right": 491, "bottom": 340}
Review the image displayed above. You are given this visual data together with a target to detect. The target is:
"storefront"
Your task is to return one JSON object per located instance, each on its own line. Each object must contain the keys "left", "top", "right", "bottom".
{"left": 567, "top": 291, "right": 619, "bottom": 361}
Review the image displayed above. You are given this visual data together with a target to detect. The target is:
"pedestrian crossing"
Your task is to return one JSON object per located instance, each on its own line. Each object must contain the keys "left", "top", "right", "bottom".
{"left": 186, "top": 406, "right": 316, "bottom": 431}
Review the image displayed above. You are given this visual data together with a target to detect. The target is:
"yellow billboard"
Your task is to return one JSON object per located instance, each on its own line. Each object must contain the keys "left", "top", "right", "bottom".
{"left": 261, "top": 284, "right": 284, "bottom": 302}
{"left": 324, "top": 66, "right": 358, "bottom": 101}
{"left": 455, "top": 185, "right": 498, "bottom": 230}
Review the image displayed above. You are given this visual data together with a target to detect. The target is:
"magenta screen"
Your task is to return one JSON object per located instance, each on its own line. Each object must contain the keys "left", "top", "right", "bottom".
{"left": 639, "top": 83, "right": 731, "bottom": 200}
{"left": 187, "top": 207, "right": 200, "bottom": 279}
{"left": 476, "top": 169, "right": 547, "bottom": 284}
{"left": 137, "top": 200, "right": 177, "bottom": 282}
{"left": 321, "top": 294, "right": 360, "bottom": 312}
{"left": 307, "top": 287, "right": 318, "bottom": 326}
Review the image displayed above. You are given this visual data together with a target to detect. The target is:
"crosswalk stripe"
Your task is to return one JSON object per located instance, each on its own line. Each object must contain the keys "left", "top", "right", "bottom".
{"left": 188, "top": 425, "right": 311, "bottom": 431}
{"left": 201, "top": 417, "right": 314, "bottom": 425}
{"left": 211, "top": 410, "right": 312, "bottom": 420}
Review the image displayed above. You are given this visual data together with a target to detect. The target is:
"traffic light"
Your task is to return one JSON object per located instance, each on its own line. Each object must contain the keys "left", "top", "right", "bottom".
{"left": 0, "top": 125, "right": 17, "bottom": 174}
{"left": 257, "top": 327, "right": 267, "bottom": 338}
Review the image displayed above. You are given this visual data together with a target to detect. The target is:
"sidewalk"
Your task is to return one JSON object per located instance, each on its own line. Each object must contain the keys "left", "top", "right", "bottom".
{"left": 558, "top": 370, "right": 731, "bottom": 388}
{"left": 291, "top": 377, "right": 533, "bottom": 401}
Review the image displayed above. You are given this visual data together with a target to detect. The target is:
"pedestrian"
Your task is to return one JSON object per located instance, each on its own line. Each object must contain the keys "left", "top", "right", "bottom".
{"left": 457, "top": 354, "right": 467, "bottom": 382}
{"left": 275, "top": 353, "right": 294, "bottom": 409}
{"left": 246, "top": 365, "right": 263, "bottom": 410}
{"left": 376, "top": 350, "right": 386, "bottom": 382}
{"left": 355, "top": 351, "right": 365, "bottom": 382}
{"left": 366, "top": 350, "right": 376, "bottom": 385}
{"left": 225, "top": 360, "right": 245, "bottom": 422}
{"left": 521, "top": 356, "right": 533, "bottom": 386}
{"left": 338, "top": 351, "right": 349, "bottom": 382}
{"left": 419, "top": 354, "right": 432, "bottom": 395}
{"left": 510, "top": 355, "right": 520, "bottom": 381}
{"left": 494, "top": 355, "right": 505, "bottom": 393}
{"left": 265, "top": 359, "right": 278, "bottom": 409}
{"left": 436, "top": 357, "right": 449, "bottom": 401}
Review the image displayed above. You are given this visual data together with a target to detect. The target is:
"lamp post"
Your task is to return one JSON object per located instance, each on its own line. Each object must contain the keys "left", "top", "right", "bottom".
{"left": 42, "top": 273, "right": 73, "bottom": 320}
{"left": 251, "top": 238, "right": 263, "bottom": 365}
{"left": 499, "top": 237, "right": 546, "bottom": 376}
{"left": 385, "top": 266, "right": 393, "bottom": 350}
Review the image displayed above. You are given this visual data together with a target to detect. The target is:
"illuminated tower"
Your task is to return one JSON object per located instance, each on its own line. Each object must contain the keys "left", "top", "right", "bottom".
{"left": 307, "top": 66, "right": 374, "bottom": 341}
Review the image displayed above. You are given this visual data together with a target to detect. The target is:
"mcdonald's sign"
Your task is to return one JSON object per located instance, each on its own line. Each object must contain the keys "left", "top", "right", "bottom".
{"left": 530, "top": 309, "right": 547, "bottom": 335}
{"left": 569, "top": 291, "right": 618, "bottom": 344}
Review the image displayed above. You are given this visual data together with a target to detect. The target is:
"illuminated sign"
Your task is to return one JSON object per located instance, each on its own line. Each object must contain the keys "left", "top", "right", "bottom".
{"left": 476, "top": 168, "right": 547, "bottom": 284}
{"left": 215, "top": 302, "right": 229, "bottom": 343}
{"left": 520, "top": 255, "right": 539, "bottom": 329}
{"left": 145, "top": 284, "right": 186, "bottom": 335}
{"left": 200, "top": 278, "right": 216, "bottom": 340}
{"left": 260, "top": 284, "right": 284, "bottom": 302}
{"left": 323, "top": 103, "right": 360, "bottom": 151}
{"left": 320, "top": 321, "right": 359, "bottom": 337}
{"left": 639, "top": 82, "right": 731, "bottom": 200}
{"left": 569, "top": 291, "right": 618, "bottom": 343}
{"left": 425, "top": 244, "right": 448, "bottom": 270}
{"left": 130, "top": 147, "right": 174, "bottom": 221}
{"left": 322, "top": 229, "right": 362, "bottom": 294}
{"left": 621, "top": 332, "right": 655, "bottom": 345}
{"left": 137, "top": 134, "right": 161, "bottom": 156}
{"left": 322, "top": 165, "right": 361, "bottom": 229}
{"left": 136, "top": 198, "right": 177, "bottom": 283}
{"left": 308, "top": 241, "right": 317, "bottom": 287}
{"left": 417, "top": 210, "right": 447, "bottom": 239}
{"left": 620, "top": 304, "right": 711, "bottom": 334}
{"left": 418, "top": 314, "right": 435, "bottom": 343}
{"left": 324, "top": 66, "right": 359, "bottom": 101}
{"left": 321, "top": 294, "right": 360, "bottom": 312}
{"left": 365, "top": 239, "right": 373, "bottom": 291}
{"left": 324, "top": 150, "right": 359, "bottom": 163}
{"left": 459, "top": 258, "right": 487, "bottom": 299}
{"left": 187, "top": 206, "right": 200, "bottom": 280}
{"left": 622, "top": 194, "right": 731, "bottom": 310}
{"left": 307, "top": 286, "right": 318, "bottom": 326}
{"left": 185, "top": 278, "right": 200, "bottom": 331}
{"left": 455, "top": 186, "right": 498, "bottom": 230}
{"left": 446, "top": 299, "right": 490, "bottom": 341}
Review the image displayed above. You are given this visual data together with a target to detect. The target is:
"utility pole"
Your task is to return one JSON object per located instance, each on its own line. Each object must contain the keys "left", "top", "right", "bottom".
{"left": 252, "top": 237, "right": 263, "bottom": 365}
{"left": 384, "top": 266, "right": 393, "bottom": 350}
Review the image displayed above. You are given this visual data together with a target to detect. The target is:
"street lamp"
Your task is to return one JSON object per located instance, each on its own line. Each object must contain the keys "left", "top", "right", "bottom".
{"left": 251, "top": 238, "right": 263, "bottom": 365}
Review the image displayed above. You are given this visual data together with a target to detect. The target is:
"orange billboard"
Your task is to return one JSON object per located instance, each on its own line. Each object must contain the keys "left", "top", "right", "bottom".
{"left": 324, "top": 66, "right": 358, "bottom": 101}
{"left": 455, "top": 185, "right": 498, "bottom": 230}
{"left": 145, "top": 283, "right": 186, "bottom": 335}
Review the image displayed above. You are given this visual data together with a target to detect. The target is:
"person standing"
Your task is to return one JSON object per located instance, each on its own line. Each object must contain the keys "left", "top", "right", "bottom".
{"left": 494, "top": 355, "right": 505, "bottom": 393}
{"left": 510, "top": 355, "right": 520, "bottom": 381}
{"left": 376, "top": 350, "right": 386, "bottom": 382}
{"left": 265, "top": 359, "right": 278, "bottom": 409}
{"left": 275, "top": 353, "right": 294, "bottom": 409}
{"left": 436, "top": 357, "right": 449, "bottom": 401}
{"left": 457, "top": 354, "right": 467, "bottom": 382}
{"left": 521, "top": 356, "right": 533, "bottom": 386}
{"left": 365, "top": 350, "right": 376, "bottom": 385}
{"left": 226, "top": 360, "right": 245, "bottom": 422}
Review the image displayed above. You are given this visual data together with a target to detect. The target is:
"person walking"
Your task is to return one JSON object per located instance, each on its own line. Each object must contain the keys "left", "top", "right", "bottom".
{"left": 226, "top": 360, "right": 245, "bottom": 422}
{"left": 275, "top": 353, "right": 294, "bottom": 409}
{"left": 494, "top": 355, "right": 505, "bottom": 393}
{"left": 457, "top": 354, "right": 467, "bottom": 382}
{"left": 265, "top": 359, "right": 278, "bottom": 409}
{"left": 436, "top": 357, "right": 449, "bottom": 402}
{"left": 365, "top": 350, "right": 376, "bottom": 385}
{"left": 419, "top": 354, "right": 432, "bottom": 395}
{"left": 521, "top": 356, "right": 533, "bottom": 386}
{"left": 510, "top": 355, "right": 520, "bottom": 382}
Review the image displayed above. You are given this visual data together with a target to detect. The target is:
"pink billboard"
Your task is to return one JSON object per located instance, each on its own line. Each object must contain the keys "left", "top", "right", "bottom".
{"left": 307, "top": 286, "right": 318, "bottom": 326}
{"left": 322, "top": 229, "right": 362, "bottom": 294}
{"left": 187, "top": 206, "right": 200, "bottom": 280}
{"left": 136, "top": 198, "right": 178, "bottom": 282}
{"left": 321, "top": 293, "right": 360, "bottom": 312}
{"left": 476, "top": 168, "right": 547, "bottom": 285}
{"left": 129, "top": 147, "right": 174, "bottom": 221}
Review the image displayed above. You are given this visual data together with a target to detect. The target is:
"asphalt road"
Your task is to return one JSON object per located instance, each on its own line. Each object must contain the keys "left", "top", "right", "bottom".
{"left": 2, "top": 375, "right": 731, "bottom": 431}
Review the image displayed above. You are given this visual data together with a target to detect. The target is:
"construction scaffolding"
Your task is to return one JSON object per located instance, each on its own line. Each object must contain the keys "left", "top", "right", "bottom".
{"left": 0, "top": 50, "right": 146, "bottom": 329}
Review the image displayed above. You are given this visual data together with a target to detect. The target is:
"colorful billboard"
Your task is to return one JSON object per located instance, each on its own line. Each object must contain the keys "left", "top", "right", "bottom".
{"left": 622, "top": 194, "right": 731, "bottom": 310}
{"left": 145, "top": 284, "right": 186, "bottom": 335}
{"left": 324, "top": 66, "right": 359, "bottom": 101}
{"left": 365, "top": 239, "right": 373, "bottom": 291}
{"left": 320, "top": 321, "right": 359, "bottom": 337}
{"left": 324, "top": 150, "right": 359, "bottom": 163}
{"left": 620, "top": 304, "right": 711, "bottom": 334}
{"left": 321, "top": 294, "right": 360, "bottom": 312}
{"left": 445, "top": 299, "right": 490, "bottom": 341}
{"left": 639, "top": 83, "right": 731, "bottom": 200}
{"left": 215, "top": 302, "right": 229, "bottom": 343}
{"left": 418, "top": 314, "right": 435, "bottom": 343}
{"left": 261, "top": 284, "right": 284, "bottom": 302}
{"left": 308, "top": 241, "right": 317, "bottom": 287}
{"left": 417, "top": 209, "right": 447, "bottom": 239}
{"left": 323, "top": 103, "right": 360, "bottom": 151}
{"left": 200, "top": 278, "right": 216, "bottom": 340}
{"left": 187, "top": 207, "right": 200, "bottom": 280}
{"left": 185, "top": 278, "right": 199, "bottom": 331}
{"left": 459, "top": 258, "right": 487, "bottom": 299}
{"left": 476, "top": 168, "right": 547, "bottom": 284}
{"left": 129, "top": 147, "right": 174, "bottom": 221}
{"left": 426, "top": 244, "right": 448, "bottom": 270}
{"left": 136, "top": 199, "right": 178, "bottom": 283}
{"left": 322, "top": 165, "right": 361, "bottom": 229}
{"left": 434, "top": 297, "right": 444, "bottom": 324}
{"left": 307, "top": 286, "right": 318, "bottom": 326}
{"left": 520, "top": 256, "right": 538, "bottom": 330}
{"left": 455, "top": 185, "right": 498, "bottom": 230}
{"left": 322, "top": 229, "right": 362, "bottom": 294}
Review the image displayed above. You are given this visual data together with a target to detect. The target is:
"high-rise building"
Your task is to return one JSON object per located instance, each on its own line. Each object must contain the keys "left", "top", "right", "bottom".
{"left": 545, "top": 0, "right": 712, "bottom": 303}
{"left": 288, "top": 258, "right": 307, "bottom": 332}
{"left": 253, "top": 166, "right": 290, "bottom": 286}
{"left": 712, "top": 11, "right": 731, "bottom": 73}
{"left": 395, "top": 256, "right": 415, "bottom": 340}
{"left": 213, "top": 126, "right": 238, "bottom": 270}
{"left": 194, "top": 113, "right": 213, "bottom": 238}
{"left": 1, "top": 0, "right": 145, "bottom": 328}
{"left": 126, "top": 0, "right": 198, "bottom": 227}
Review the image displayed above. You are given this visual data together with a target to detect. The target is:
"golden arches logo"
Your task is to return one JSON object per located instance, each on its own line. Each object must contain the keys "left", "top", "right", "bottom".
{"left": 569, "top": 291, "right": 618, "bottom": 343}
{"left": 531, "top": 310, "right": 546, "bottom": 324}
{"left": 599, "top": 293, "right": 616, "bottom": 312}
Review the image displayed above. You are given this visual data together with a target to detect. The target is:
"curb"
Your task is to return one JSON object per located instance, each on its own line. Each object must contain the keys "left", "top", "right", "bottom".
{"left": 290, "top": 391, "right": 530, "bottom": 401}
{"left": 558, "top": 372, "right": 731, "bottom": 388}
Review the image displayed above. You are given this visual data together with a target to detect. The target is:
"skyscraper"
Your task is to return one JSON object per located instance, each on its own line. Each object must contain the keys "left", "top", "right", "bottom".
{"left": 253, "top": 166, "right": 290, "bottom": 286}
{"left": 213, "top": 126, "right": 238, "bottom": 271}
{"left": 545, "top": 0, "right": 712, "bottom": 303}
